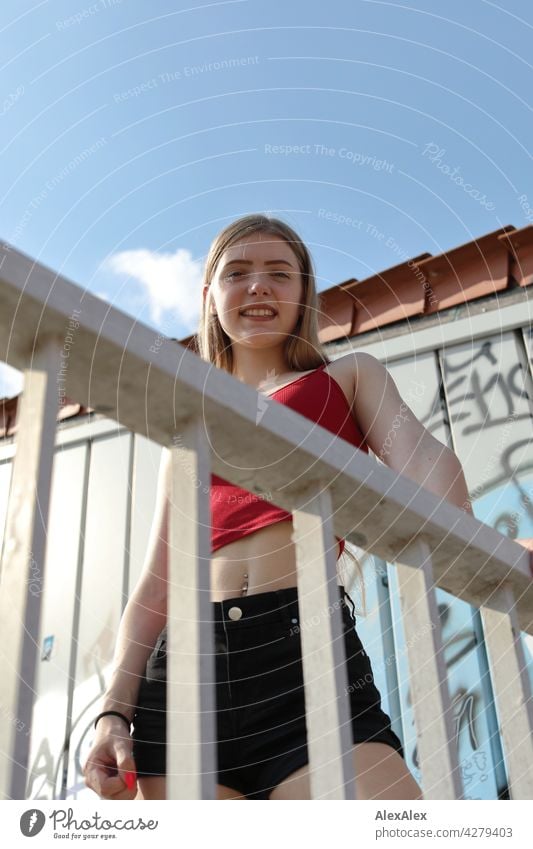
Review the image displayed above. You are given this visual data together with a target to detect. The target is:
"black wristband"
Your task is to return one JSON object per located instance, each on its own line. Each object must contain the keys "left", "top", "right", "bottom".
{"left": 94, "top": 711, "right": 132, "bottom": 731}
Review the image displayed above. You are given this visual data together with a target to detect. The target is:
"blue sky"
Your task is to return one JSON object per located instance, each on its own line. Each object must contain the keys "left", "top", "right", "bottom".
{"left": 1, "top": 0, "right": 532, "bottom": 396}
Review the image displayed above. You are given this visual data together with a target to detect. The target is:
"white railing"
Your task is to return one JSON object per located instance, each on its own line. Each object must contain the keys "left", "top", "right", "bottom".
{"left": 1, "top": 242, "right": 532, "bottom": 800}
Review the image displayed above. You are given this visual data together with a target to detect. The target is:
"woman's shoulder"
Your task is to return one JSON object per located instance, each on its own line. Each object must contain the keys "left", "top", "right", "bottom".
{"left": 323, "top": 351, "right": 381, "bottom": 402}
{"left": 328, "top": 352, "right": 389, "bottom": 395}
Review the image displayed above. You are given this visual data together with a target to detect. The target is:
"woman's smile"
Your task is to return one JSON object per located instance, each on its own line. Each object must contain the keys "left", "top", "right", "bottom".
{"left": 240, "top": 312, "right": 278, "bottom": 321}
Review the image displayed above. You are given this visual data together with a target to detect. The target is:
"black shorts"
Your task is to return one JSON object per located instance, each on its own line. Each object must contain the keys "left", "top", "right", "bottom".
{"left": 131, "top": 585, "right": 404, "bottom": 799}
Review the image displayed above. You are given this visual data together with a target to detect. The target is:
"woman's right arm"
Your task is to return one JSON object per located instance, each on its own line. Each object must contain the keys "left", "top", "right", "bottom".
{"left": 83, "top": 448, "right": 171, "bottom": 799}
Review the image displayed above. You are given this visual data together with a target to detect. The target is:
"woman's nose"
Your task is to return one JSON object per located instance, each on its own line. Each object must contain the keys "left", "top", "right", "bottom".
{"left": 247, "top": 271, "right": 272, "bottom": 291}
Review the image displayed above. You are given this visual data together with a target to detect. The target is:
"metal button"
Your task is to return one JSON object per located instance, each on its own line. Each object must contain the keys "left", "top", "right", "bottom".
{"left": 291, "top": 618, "right": 298, "bottom": 624}
{"left": 228, "top": 606, "right": 243, "bottom": 620}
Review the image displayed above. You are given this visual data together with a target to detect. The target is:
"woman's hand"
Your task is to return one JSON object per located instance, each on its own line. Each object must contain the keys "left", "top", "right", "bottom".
{"left": 82, "top": 716, "right": 137, "bottom": 800}
{"left": 516, "top": 538, "right": 533, "bottom": 578}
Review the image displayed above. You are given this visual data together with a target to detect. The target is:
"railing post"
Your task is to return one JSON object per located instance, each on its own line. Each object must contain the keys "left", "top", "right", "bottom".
{"left": 0, "top": 336, "right": 61, "bottom": 800}
{"left": 291, "top": 482, "right": 356, "bottom": 800}
{"left": 480, "top": 584, "right": 533, "bottom": 799}
{"left": 395, "top": 538, "right": 463, "bottom": 800}
{"left": 166, "top": 418, "right": 216, "bottom": 799}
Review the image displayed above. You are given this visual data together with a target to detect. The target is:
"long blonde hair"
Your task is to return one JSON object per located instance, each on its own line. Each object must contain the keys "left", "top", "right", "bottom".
{"left": 196, "top": 213, "right": 364, "bottom": 610}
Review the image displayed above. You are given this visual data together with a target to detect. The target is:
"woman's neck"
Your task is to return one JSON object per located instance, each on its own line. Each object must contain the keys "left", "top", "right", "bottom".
{"left": 231, "top": 350, "right": 290, "bottom": 390}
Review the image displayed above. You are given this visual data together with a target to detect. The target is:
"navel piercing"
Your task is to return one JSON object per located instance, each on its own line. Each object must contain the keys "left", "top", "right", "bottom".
{"left": 241, "top": 572, "right": 248, "bottom": 596}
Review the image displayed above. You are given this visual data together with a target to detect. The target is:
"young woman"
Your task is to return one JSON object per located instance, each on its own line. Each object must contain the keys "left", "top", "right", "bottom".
{"left": 83, "top": 214, "right": 533, "bottom": 801}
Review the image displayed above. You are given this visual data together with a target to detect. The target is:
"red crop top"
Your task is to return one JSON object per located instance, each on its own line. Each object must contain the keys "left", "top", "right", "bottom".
{"left": 211, "top": 363, "right": 369, "bottom": 559}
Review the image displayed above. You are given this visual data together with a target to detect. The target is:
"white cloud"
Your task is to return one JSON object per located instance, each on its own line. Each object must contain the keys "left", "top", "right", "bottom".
{"left": 105, "top": 247, "right": 204, "bottom": 329}
{"left": 0, "top": 362, "right": 24, "bottom": 399}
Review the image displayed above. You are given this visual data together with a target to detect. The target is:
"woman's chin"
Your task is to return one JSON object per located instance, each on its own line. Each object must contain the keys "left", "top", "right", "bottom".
{"left": 235, "top": 331, "right": 287, "bottom": 345}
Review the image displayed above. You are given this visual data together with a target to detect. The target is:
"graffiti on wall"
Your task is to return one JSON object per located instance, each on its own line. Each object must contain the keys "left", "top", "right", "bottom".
{"left": 441, "top": 337, "right": 533, "bottom": 499}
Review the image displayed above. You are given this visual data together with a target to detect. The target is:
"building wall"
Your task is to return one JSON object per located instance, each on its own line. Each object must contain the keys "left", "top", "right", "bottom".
{"left": 344, "top": 314, "right": 533, "bottom": 800}
{"left": 0, "top": 303, "right": 531, "bottom": 800}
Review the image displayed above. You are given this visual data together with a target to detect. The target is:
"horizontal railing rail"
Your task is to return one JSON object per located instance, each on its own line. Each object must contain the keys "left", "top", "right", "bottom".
{"left": 1, "top": 241, "right": 532, "bottom": 801}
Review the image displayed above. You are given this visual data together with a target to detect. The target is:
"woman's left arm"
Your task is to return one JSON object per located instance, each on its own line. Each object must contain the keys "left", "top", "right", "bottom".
{"left": 351, "top": 352, "right": 533, "bottom": 576}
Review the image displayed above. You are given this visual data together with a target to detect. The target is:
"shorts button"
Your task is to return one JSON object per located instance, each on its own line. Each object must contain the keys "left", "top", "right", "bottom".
{"left": 228, "top": 606, "right": 242, "bottom": 620}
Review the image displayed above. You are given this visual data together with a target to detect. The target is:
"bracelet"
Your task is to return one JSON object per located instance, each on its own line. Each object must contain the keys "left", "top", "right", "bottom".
{"left": 94, "top": 711, "right": 132, "bottom": 731}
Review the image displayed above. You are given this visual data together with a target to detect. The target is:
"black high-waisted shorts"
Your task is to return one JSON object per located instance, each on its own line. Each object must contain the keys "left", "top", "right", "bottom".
{"left": 131, "top": 585, "right": 404, "bottom": 799}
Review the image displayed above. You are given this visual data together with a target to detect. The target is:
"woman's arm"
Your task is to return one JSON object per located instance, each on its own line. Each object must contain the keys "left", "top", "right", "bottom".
{"left": 352, "top": 352, "right": 473, "bottom": 513}
{"left": 351, "top": 353, "right": 533, "bottom": 574}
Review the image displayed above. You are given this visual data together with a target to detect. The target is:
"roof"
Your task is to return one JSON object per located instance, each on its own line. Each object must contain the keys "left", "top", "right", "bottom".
{"left": 2, "top": 223, "right": 532, "bottom": 438}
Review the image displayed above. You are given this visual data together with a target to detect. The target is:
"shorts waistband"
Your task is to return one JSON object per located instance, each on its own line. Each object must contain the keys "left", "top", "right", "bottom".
{"left": 213, "top": 584, "right": 354, "bottom": 627}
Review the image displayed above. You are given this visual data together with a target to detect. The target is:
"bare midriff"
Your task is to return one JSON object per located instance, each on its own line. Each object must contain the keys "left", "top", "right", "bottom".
{"left": 210, "top": 519, "right": 342, "bottom": 602}
{"left": 209, "top": 361, "right": 351, "bottom": 602}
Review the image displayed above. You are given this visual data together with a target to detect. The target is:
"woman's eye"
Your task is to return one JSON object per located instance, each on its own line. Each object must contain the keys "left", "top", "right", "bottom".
{"left": 225, "top": 270, "right": 290, "bottom": 279}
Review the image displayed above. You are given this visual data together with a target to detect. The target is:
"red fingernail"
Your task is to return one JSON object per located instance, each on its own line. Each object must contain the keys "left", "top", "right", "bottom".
{"left": 124, "top": 771, "right": 136, "bottom": 790}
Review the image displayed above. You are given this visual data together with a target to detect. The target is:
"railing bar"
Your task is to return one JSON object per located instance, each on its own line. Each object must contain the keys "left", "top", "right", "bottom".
{"left": 292, "top": 483, "right": 355, "bottom": 800}
{"left": 0, "top": 337, "right": 61, "bottom": 800}
{"left": 480, "top": 585, "right": 533, "bottom": 799}
{"left": 166, "top": 421, "right": 216, "bottom": 799}
{"left": 395, "top": 539, "right": 463, "bottom": 800}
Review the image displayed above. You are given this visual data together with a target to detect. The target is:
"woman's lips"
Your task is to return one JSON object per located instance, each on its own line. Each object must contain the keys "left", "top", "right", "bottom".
{"left": 240, "top": 313, "right": 277, "bottom": 321}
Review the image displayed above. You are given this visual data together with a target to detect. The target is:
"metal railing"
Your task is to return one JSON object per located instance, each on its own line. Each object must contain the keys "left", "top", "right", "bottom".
{"left": 1, "top": 242, "right": 532, "bottom": 800}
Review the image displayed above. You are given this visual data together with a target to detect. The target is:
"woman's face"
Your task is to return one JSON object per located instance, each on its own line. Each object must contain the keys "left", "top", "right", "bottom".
{"left": 204, "top": 232, "right": 304, "bottom": 351}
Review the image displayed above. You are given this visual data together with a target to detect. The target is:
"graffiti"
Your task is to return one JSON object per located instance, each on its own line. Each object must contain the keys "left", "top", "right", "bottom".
{"left": 461, "top": 749, "right": 489, "bottom": 799}
{"left": 26, "top": 663, "right": 108, "bottom": 800}
{"left": 452, "top": 688, "right": 479, "bottom": 751}
{"left": 493, "top": 488, "right": 533, "bottom": 538}
{"left": 410, "top": 685, "right": 480, "bottom": 773}
{"left": 442, "top": 340, "right": 530, "bottom": 437}
{"left": 441, "top": 338, "right": 533, "bottom": 515}
{"left": 26, "top": 704, "right": 97, "bottom": 800}
{"left": 409, "top": 604, "right": 480, "bottom": 773}
{"left": 439, "top": 603, "right": 478, "bottom": 667}
{"left": 25, "top": 737, "right": 57, "bottom": 800}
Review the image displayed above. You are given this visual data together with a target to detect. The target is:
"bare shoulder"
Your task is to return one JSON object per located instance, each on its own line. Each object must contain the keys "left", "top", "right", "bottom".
{"left": 328, "top": 351, "right": 384, "bottom": 375}
{"left": 326, "top": 351, "right": 387, "bottom": 405}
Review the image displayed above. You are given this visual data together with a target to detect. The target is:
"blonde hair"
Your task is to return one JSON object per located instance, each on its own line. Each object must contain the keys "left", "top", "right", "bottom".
{"left": 196, "top": 213, "right": 364, "bottom": 611}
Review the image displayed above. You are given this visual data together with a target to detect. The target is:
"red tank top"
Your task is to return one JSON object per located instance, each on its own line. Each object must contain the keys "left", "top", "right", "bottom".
{"left": 211, "top": 363, "right": 368, "bottom": 559}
